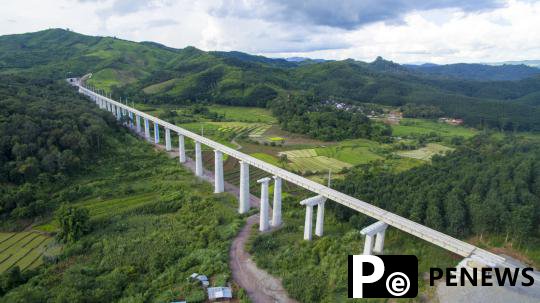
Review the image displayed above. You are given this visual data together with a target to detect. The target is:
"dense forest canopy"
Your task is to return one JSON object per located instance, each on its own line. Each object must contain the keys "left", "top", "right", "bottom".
{"left": 0, "top": 75, "right": 119, "bottom": 220}
{"left": 2, "top": 29, "right": 540, "bottom": 133}
{"left": 333, "top": 135, "right": 540, "bottom": 243}
{"left": 270, "top": 94, "right": 392, "bottom": 141}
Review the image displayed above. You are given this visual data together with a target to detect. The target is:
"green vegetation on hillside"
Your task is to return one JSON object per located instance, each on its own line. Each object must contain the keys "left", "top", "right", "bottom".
{"left": 335, "top": 135, "right": 540, "bottom": 247}
{"left": 3, "top": 29, "right": 540, "bottom": 132}
{"left": 0, "top": 77, "right": 244, "bottom": 302}
{"left": 0, "top": 75, "right": 119, "bottom": 221}
{"left": 271, "top": 94, "right": 392, "bottom": 141}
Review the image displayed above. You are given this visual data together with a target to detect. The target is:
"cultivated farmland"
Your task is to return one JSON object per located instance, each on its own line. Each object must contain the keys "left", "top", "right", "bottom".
{"left": 279, "top": 149, "right": 352, "bottom": 174}
{"left": 0, "top": 231, "right": 52, "bottom": 272}
{"left": 397, "top": 143, "right": 454, "bottom": 161}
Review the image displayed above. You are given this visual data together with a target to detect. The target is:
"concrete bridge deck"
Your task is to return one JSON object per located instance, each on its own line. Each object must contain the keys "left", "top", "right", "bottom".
{"left": 77, "top": 83, "right": 507, "bottom": 267}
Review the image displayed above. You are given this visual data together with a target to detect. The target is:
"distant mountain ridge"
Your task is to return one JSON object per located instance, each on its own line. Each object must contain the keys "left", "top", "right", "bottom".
{"left": 1, "top": 28, "right": 540, "bottom": 131}
{"left": 404, "top": 62, "right": 540, "bottom": 81}
{"left": 490, "top": 60, "right": 540, "bottom": 68}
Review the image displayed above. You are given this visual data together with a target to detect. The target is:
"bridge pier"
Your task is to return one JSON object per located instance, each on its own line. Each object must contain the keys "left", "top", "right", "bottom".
{"left": 214, "top": 150, "right": 224, "bottom": 193}
{"left": 144, "top": 118, "right": 150, "bottom": 141}
{"left": 116, "top": 106, "right": 121, "bottom": 120}
{"left": 272, "top": 176, "right": 282, "bottom": 227}
{"left": 304, "top": 205, "right": 313, "bottom": 240}
{"left": 128, "top": 111, "right": 134, "bottom": 128}
{"left": 315, "top": 200, "right": 325, "bottom": 237}
{"left": 239, "top": 161, "right": 250, "bottom": 214}
{"left": 257, "top": 177, "right": 271, "bottom": 231}
{"left": 360, "top": 221, "right": 388, "bottom": 255}
{"left": 300, "top": 195, "right": 326, "bottom": 240}
{"left": 165, "top": 128, "right": 171, "bottom": 151}
{"left": 153, "top": 122, "right": 160, "bottom": 144}
{"left": 195, "top": 141, "right": 203, "bottom": 177}
{"left": 178, "top": 134, "right": 186, "bottom": 163}
{"left": 136, "top": 115, "right": 141, "bottom": 133}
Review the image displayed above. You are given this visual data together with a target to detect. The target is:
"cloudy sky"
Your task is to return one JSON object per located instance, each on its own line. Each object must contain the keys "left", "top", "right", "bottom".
{"left": 1, "top": 0, "right": 540, "bottom": 64}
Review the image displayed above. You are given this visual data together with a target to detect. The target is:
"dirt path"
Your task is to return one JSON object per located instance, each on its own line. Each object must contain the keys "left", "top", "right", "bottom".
{"left": 144, "top": 134, "right": 297, "bottom": 303}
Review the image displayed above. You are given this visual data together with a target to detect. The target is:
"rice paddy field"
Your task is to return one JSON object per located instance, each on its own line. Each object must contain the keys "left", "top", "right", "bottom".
{"left": 0, "top": 231, "right": 53, "bottom": 272}
{"left": 396, "top": 143, "right": 454, "bottom": 161}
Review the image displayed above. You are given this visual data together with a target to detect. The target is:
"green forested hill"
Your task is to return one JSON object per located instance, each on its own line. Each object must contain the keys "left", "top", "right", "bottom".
{"left": 0, "top": 75, "right": 121, "bottom": 220}
{"left": 0, "top": 76, "right": 243, "bottom": 301}
{"left": 2, "top": 29, "right": 540, "bottom": 131}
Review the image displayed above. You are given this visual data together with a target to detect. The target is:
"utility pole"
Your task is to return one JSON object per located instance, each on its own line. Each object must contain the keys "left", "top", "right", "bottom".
{"left": 327, "top": 169, "right": 332, "bottom": 188}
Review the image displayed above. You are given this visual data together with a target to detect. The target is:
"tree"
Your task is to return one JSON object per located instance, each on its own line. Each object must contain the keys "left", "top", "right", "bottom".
{"left": 56, "top": 204, "right": 90, "bottom": 243}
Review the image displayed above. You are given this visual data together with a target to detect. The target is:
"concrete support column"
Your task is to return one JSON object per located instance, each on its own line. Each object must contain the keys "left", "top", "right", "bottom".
{"left": 272, "top": 176, "right": 282, "bottom": 227}
{"left": 360, "top": 221, "right": 388, "bottom": 255}
{"left": 116, "top": 106, "right": 121, "bottom": 120}
{"left": 144, "top": 118, "right": 150, "bottom": 140}
{"left": 304, "top": 205, "right": 314, "bottom": 240}
{"left": 374, "top": 230, "right": 386, "bottom": 254}
{"left": 300, "top": 195, "right": 326, "bottom": 241}
{"left": 363, "top": 235, "right": 374, "bottom": 255}
{"left": 257, "top": 177, "right": 271, "bottom": 232}
{"left": 214, "top": 150, "right": 224, "bottom": 193}
{"left": 136, "top": 115, "right": 141, "bottom": 133}
{"left": 195, "top": 141, "right": 203, "bottom": 177}
{"left": 165, "top": 128, "right": 171, "bottom": 151}
{"left": 128, "top": 111, "right": 133, "bottom": 128}
{"left": 315, "top": 201, "right": 325, "bottom": 237}
{"left": 239, "top": 161, "right": 250, "bottom": 214}
{"left": 153, "top": 122, "right": 160, "bottom": 144}
{"left": 178, "top": 134, "right": 186, "bottom": 163}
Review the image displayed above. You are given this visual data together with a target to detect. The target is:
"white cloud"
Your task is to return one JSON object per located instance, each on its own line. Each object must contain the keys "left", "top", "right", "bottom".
{"left": 0, "top": 0, "right": 539, "bottom": 64}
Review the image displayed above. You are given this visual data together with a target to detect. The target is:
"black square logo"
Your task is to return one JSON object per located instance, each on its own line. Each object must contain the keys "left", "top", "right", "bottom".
{"left": 348, "top": 255, "right": 418, "bottom": 298}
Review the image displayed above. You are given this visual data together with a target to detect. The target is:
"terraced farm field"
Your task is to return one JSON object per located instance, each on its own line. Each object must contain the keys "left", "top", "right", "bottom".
{"left": 80, "top": 192, "right": 160, "bottom": 219}
{"left": 397, "top": 143, "right": 454, "bottom": 161}
{"left": 248, "top": 124, "right": 272, "bottom": 138}
{"left": 0, "top": 232, "right": 53, "bottom": 272}
{"left": 279, "top": 149, "right": 352, "bottom": 174}
{"left": 180, "top": 122, "right": 270, "bottom": 138}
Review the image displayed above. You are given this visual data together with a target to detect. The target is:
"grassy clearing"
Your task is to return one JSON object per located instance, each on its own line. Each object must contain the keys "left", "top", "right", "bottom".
{"left": 208, "top": 105, "right": 277, "bottom": 123}
{"left": 250, "top": 153, "right": 281, "bottom": 166}
{"left": 392, "top": 118, "right": 477, "bottom": 139}
{"left": 0, "top": 232, "right": 52, "bottom": 272}
{"left": 315, "top": 139, "right": 384, "bottom": 165}
{"left": 397, "top": 143, "right": 454, "bottom": 161}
